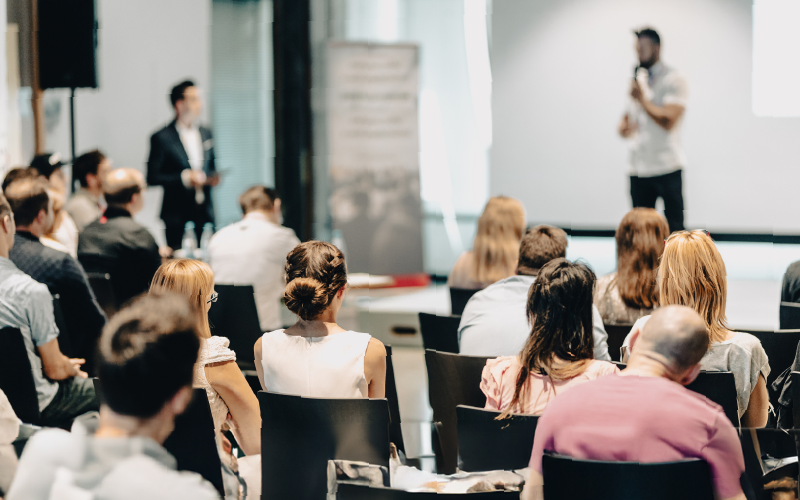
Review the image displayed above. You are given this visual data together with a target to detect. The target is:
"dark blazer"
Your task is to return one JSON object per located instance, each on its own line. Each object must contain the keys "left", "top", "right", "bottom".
{"left": 78, "top": 207, "right": 163, "bottom": 307}
{"left": 146, "top": 119, "right": 216, "bottom": 225}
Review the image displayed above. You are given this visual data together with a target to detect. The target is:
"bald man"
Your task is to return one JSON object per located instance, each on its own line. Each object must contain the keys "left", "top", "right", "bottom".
{"left": 78, "top": 168, "right": 162, "bottom": 307}
{"left": 523, "top": 305, "right": 746, "bottom": 500}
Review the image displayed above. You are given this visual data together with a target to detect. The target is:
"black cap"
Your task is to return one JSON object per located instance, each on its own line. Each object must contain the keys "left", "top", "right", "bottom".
{"left": 634, "top": 27, "right": 660, "bottom": 45}
{"left": 30, "top": 153, "right": 65, "bottom": 179}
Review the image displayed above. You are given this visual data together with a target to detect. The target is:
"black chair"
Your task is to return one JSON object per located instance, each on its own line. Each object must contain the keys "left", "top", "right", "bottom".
{"left": 0, "top": 327, "right": 41, "bottom": 425}
{"left": 542, "top": 453, "right": 714, "bottom": 500}
{"left": 450, "top": 288, "right": 479, "bottom": 316}
{"left": 259, "top": 391, "right": 391, "bottom": 500}
{"left": 51, "top": 294, "right": 73, "bottom": 359}
{"left": 207, "top": 284, "right": 262, "bottom": 370}
{"left": 789, "top": 371, "right": 800, "bottom": 429}
{"left": 85, "top": 272, "right": 119, "bottom": 319}
{"left": 385, "top": 345, "right": 406, "bottom": 454}
{"left": 746, "top": 330, "right": 800, "bottom": 397}
{"left": 92, "top": 381, "right": 224, "bottom": 495}
{"left": 457, "top": 405, "right": 538, "bottom": 472}
{"left": 425, "top": 349, "right": 491, "bottom": 473}
{"left": 780, "top": 302, "right": 800, "bottom": 330}
{"left": 418, "top": 313, "right": 460, "bottom": 353}
{"left": 739, "top": 427, "right": 797, "bottom": 500}
{"left": 686, "top": 371, "right": 740, "bottom": 427}
{"left": 337, "top": 482, "right": 519, "bottom": 498}
{"left": 603, "top": 324, "right": 632, "bottom": 362}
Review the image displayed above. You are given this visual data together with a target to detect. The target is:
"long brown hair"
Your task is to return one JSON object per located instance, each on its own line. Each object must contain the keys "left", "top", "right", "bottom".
{"left": 472, "top": 196, "right": 526, "bottom": 284}
{"left": 149, "top": 259, "right": 215, "bottom": 338}
{"left": 615, "top": 208, "right": 669, "bottom": 309}
{"left": 500, "top": 258, "right": 596, "bottom": 418}
{"left": 657, "top": 230, "right": 728, "bottom": 344}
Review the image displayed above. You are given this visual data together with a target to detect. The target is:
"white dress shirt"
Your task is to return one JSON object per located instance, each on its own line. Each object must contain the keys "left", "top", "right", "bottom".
{"left": 458, "top": 274, "right": 611, "bottom": 360}
{"left": 175, "top": 121, "right": 205, "bottom": 204}
{"left": 208, "top": 212, "right": 300, "bottom": 331}
{"left": 627, "top": 61, "right": 688, "bottom": 178}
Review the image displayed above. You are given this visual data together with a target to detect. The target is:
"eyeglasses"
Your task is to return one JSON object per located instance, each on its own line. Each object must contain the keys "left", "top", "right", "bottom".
{"left": 207, "top": 291, "right": 218, "bottom": 304}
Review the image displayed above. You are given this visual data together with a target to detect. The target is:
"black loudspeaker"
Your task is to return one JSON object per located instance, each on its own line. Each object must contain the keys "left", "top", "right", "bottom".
{"left": 37, "top": 0, "right": 98, "bottom": 89}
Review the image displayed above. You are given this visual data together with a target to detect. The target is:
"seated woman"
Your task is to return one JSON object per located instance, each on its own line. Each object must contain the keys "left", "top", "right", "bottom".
{"left": 481, "top": 258, "right": 619, "bottom": 416}
{"left": 448, "top": 196, "right": 526, "bottom": 290}
{"left": 622, "top": 230, "right": 770, "bottom": 427}
{"left": 150, "top": 260, "right": 261, "bottom": 479}
{"left": 254, "top": 241, "right": 386, "bottom": 398}
{"left": 594, "top": 208, "right": 669, "bottom": 326}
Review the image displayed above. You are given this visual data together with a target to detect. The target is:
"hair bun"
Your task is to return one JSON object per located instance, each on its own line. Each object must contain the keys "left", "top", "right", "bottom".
{"left": 284, "top": 277, "right": 329, "bottom": 321}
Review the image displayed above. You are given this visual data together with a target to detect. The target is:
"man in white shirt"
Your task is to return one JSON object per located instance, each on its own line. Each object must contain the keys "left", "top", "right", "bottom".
{"left": 618, "top": 28, "right": 688, "bottom": 233}
{"left": 458, "top": 225, "right": 611, "bottom": 360}
{"left": 147, "top": 80, "right": 219, "bottom": 250}
{"left": 208, "top": 186, "right": 300, "bottom": 331}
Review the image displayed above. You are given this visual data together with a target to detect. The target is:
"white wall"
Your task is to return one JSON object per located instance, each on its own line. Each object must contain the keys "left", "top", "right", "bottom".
{"left": 490, "top": 0, "right": 800, "bottom": 233}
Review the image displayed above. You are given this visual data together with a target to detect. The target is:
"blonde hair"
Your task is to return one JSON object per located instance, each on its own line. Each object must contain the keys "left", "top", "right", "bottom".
{"left": 657, "top": 230, "right": 728, "bottom": 343}
{"left": 472, "top": 196, "right": 526, "bottom": 284}
{"left": 149, "top": 259, "right": 214, "bottom": 338}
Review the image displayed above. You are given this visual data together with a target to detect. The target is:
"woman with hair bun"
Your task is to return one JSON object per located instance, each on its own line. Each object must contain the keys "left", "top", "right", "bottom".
{"left": 254, "top": 241, "right": 386, "bottom": 398}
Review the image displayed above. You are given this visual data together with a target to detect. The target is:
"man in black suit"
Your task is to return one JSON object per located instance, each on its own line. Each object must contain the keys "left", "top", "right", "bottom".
{"left": 147, "top": 80, "right": 219, "bottom": 250}
{"left": 78, "top": 168, "right": 162, "bottom": 307}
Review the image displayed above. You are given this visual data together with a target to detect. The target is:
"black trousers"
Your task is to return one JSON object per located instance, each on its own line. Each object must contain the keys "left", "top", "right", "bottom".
{"left": 630, "top": 169, "right": 685, "bottom": 233}
{"left": 165, "top": 220, "right": 209, "bottom": 251}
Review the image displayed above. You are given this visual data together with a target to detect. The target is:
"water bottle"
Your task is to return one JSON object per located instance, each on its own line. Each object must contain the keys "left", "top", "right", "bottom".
{"left": 181, "top": 222, "right": 198, "bottom": 259}
{"left": 199, "top": 223, "right": 214, "bottom": 262}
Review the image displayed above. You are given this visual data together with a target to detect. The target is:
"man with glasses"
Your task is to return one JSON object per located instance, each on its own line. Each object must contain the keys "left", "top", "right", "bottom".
{"left": 78, "top": 168, "right": 162, "bottom": 307}
{"left": 147, "top": 80, "right": 219, "bottom": 251}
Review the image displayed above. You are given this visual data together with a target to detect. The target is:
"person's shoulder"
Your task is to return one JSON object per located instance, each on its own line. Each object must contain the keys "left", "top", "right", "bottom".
{"left": 150, "top": 122, "right": 175, "bottom": 140}
{"left": 484, "top": 356, "right": 519, "bottom": 375}
{"left": 785, "top": 260, "right": 800, "bottom": 280}
{"left": 20, "top": 427, "right": 78, "bottom": 463}
{"left": 585, "top": 359, "right": 621, "bottom": 376}
{"left": 101, "top": 454, "right": 219, "bottom": 500}
{"left": 726, "top": 331, "right": 765, "bottom": 352}
{"left": 595, "top": 273, "right": 616, "bottom": 291}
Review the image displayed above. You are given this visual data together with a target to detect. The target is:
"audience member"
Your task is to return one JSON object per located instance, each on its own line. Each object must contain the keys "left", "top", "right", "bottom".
{"left": 0, "top": 190, "right": 97, "bottom": 428}
{"left": 150, "top": 259, "right": 260, "bottom": 495}
{"left": 40, "top": 189, "right": 73, "bottom": 256}
{"left": 448, "top": 196, "right": 526, "bottom": 290}
{"left": 459, "top": 226, "right": 611, "bottom": 360}
{"left": 208, "top": 185, "right": 299, "bottom": 331}
{"left": 0, "top": 389, "right": 19, "bottom": 496}
{"left": 79, "top": 168, "right": 161, "bottom": 306}
{"left": 481, "top": 258, "right": 618, "bottom": 416}
{"left": 594, "top": 208, "right": 669, "bottom": 325}
{"left": 66, "top": 150, "right": 111, "bottom": 230}
{"left": 781, "top": 258, "right": 800, "bottom": 304}
{"left": 6, "top": 294, "right": 219, "bottom": 500}
{"left": 1, "top": 167, "right": 38, "bottom": 193}
{"left": 522, "top": 305, "right": 746, "bottom": 500}
{"left": 30, "top": 153, "right": 78, "bottom": 256}
{"left": 5, "top": 178, "right": 106, "bottom": 374}
{"left": 255, "top": 241, "right": 387, "bottom": 398}
{"left": 622, "top": 230, "right": 770, "bottom": 427}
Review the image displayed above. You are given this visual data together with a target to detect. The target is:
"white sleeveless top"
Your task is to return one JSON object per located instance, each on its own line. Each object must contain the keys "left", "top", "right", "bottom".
{"left": 260, "top": 329, "right": 372, "bottom": 398}
{"left": 193, "top": 336, "right": 237, "bottom": 431}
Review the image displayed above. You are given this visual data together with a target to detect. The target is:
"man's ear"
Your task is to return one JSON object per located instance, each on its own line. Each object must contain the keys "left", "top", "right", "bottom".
{"left": 169, "top": 386, "right": 193, "bottom": 416}
{"left": 677, "top": 363, "right": 701, "bottom": 386}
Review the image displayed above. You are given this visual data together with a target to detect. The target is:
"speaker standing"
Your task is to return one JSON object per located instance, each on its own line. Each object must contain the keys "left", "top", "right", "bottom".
{"left": 618, "top": 28, "right": 688, "bottom": 233}
{"left": 147, "top": 81, "right": 219, "bottom": 251}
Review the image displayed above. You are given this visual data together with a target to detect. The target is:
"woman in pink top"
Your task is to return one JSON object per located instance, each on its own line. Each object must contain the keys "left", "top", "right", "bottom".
{"left": 481, "top": 258, "right": 619, "bottom": 416}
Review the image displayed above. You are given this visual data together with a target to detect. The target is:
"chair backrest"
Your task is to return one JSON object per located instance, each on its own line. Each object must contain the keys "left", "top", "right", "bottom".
{"left": 685, "top": 371, "right": 740, "bottom": 427}
{"left": 207, "top": 284, "right": 262, "bottom": 369}
{"left": 424, "top": 349, "right": 491, "bottom": 473}
{"left": 336, "top": 482, "right": 519, "bottom": 498}
{"left": 457, "top": 405, "right": 539, "bottom": 472}
{"left": 385, "top": 345, "right": 405, "bottom": 454}
{"left": 603, "top": 324, "right": 632, "bottom": 362}
{"left": 85, "top": 272, "right": 119, "bottom": 319}
{"left": 780, "top": 302, "right": 800, "bottom": 330}
{"left": 0, "top": 327, "right": 41, "bottom": 425}
{"left": 418, "top": 313, "right": 461, "bottom": 354}
{"left": 449, "top": 287, "right": 479, "bottom": 316}
{"left": 542, "top": 454, "right": 715, "bottom": 500}
{"left": 259, "top": 391, "right": 391, "bottom": 500}
{"left": 790, "top": 371, "right": 800, "bottom": 429}
{"left": 745, "top": 329, "right": 800, "bottom": 394}
{"left": 162, "top": 388, "right": 225, "bottom": 495}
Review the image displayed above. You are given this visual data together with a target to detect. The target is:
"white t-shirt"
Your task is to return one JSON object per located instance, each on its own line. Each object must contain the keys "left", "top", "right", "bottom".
{"left": 626, "top": 62, "right": 688, "bottom": 178}
{"left": 208, "top": 213, "right": 300, "bottom": 331}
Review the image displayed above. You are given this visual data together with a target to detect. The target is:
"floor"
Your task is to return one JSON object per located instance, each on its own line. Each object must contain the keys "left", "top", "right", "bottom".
{"left": 344, "top": 237, "right": 800, "bottom": 459}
